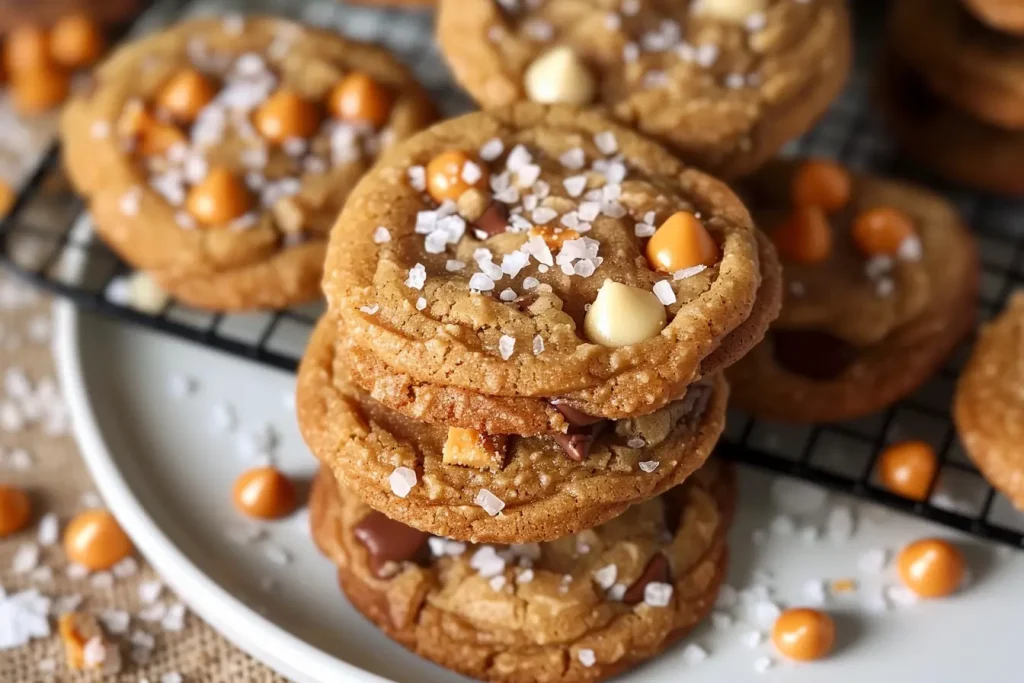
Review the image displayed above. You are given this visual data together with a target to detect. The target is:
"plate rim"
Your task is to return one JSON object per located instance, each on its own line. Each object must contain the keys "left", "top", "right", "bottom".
{"left": 53, "top": 302, "right": 394, "bottom": 683}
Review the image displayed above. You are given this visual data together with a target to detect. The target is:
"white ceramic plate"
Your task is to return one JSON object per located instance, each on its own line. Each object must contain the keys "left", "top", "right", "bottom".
{"left": 56, "top": 302, "right": 1024, "bottom": 683}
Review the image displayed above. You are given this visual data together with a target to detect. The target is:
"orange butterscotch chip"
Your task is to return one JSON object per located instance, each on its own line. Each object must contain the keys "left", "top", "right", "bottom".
{"left": 830, "top": 578, "right": 857, "bottom": 594}
{"left": 877, "top": 440, "right": 937, "bottom": 501}
{"left": 791, "top": 159, "right": 851, "bottom": 212}
{"left": 329, "top": 72, "right": 392, "bottom": 128}
{"left": 185, "top": 167, "right": 252, "bottom": 226}
{"left": 442, "top": 427, "right": 507, "bottom": 470}
{"left": 0, "top": 484, "right": 31, "bottom": 537}
{"left": 529, "top": 225, "right": 580, "bottom": 250}
{"left": 851, "top": 207, "right": 916, "bottom": 256}
{"left": 771, "top": 608, "right": 835, "bottom": 661}
{"left": 63, "top": 509, "right": 133, "bottom": 571}
{"left": 59, "top": 612, "right": 109, "bottom": 670}
{"left": 897, "top": 538, "right": 965, "bottom": 599}
{"left": 645, "top": 211, "right": 719, "bottom": 273}
{"left": 4, "top": 25, "right": 51, "bottom": 75}
{"left": 253, "top": 88, "right": 321, "bottom": 144}
{"left": 156, "top": 68, "right": 217, "bottom": 124}
{"left": 771, "top": 206, "right": 833, "bottom": 264}
{"left": 10, "top": 65, "right": 70, "bottom": 114}
{"left": 116, "top": 103, "right": 187, "bottom": 156}
{"left": 426, "top": 150, "right": 488, "bottom": 203}
{"left": 49, "top": 14, "right": 105, "bottom": 69}
{"left": 233, "top": 467, "right": 298, "bottom": 520}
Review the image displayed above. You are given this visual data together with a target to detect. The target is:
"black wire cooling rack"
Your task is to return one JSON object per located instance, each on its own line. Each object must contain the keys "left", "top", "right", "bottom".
{"left": 3, "top": 0, "right": 1024, "bottom": 547}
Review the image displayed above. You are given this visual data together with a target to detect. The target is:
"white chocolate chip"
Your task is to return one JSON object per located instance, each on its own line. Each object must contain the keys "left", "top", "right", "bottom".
{"left": 524, "top": 47, "right": 596, "bottom": 105}
{"left": 696, "top": 0, "right": 769, "bottom": 23}
{"left": 584, "top": 280, "right": 667, "bottom": 347}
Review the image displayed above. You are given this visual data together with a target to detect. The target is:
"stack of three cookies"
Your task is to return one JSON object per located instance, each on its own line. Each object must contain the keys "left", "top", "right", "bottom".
{"left": 297, "top": 103, "right": 782, "bottom": 679}
{"left": 884, "top": 0, "right": 1024, "bottom": 195}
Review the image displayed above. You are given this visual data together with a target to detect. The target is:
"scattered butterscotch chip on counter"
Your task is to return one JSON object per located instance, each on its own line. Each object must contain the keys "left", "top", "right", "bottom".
{"left": 897, "top": 538, "right": 965, "bottom": 599}
{"left": 63, "top": 509, "right": 133, "bottom": 571}
{"left": 772, "top": 608, "right": 835, "bottom": 661}
{"left": 233, "top": 466, "right": 298, "bottom": 520}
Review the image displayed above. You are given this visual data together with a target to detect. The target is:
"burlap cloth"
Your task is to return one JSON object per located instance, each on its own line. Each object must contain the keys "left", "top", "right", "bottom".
{"left": 0, "top": 292, "right": 287, "bottom": 682}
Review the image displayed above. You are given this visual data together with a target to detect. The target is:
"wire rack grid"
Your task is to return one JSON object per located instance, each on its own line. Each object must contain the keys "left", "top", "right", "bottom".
{"left": 3, "top": 0, "right": 1024, "bottom": 548}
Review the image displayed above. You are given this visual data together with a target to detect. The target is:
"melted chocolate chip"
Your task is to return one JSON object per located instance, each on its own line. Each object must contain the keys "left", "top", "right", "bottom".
{"left": 553, "top": 432, "right": 593, "bottom": 462}
{"left": 550, "top": 400, "right": 603, "bottom": 428}
{"left": 772, "top": 329, "right": 857, "bottom": 381}
{"left": 623, "top": 554, "right": 671, "bottom": 605}
{"left": 475, "top": 202, "right": 509, "bottom": 236}
{"left": 353, "top": 511, "right": 430, "bottom": 578}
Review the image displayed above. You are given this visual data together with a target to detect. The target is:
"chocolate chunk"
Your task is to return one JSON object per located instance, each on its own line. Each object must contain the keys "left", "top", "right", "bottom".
{"left": 553, "top": 432, "right": 594, "bottom": 462}
{"left": 772, "top": 329, "right": 857, "bottom": 381}
{"left": 513, "top": 292, "right": 540, "bottom": 311}
{"left": 475, "top": 202, "right": 509, "bottom": 236}
{"left": 353, "top": 510, "right": 430, "bottom": 578}
{"left": 623, "top": 554, "right": 671, "bottom": 605}
{"left": 550, "top": 400, "right": 603, "bottom": 427}
{"left": 661, "top": 494, "right": 683, "bottom": 536}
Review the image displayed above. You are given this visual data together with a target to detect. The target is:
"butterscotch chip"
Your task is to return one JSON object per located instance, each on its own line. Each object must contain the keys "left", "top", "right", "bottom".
{"left": 0, "top": 484, "right": 31, "bottom": 537}
{"left": 49, "top": 14, "right": 105, "bottom": 69}
{"left": 59, "top": 17, "right": 434, "bottom": 312}
{"left": 329, "top": 72, "right": 392, "bottom": 128}
{"left": 59, "top": 612, "right": 119, "bottom": 672}
{"left": 4, "top": 25, "right": 50, "bottom": 74}
{"left": 436, "top": 0, "right": 850, "bottom": 178}
{"left": 297, "top": 314, "right": 728, "bottom": 543}
{"left": 308, "top": 460, "right": 735, "bottom": 682}
{"left": 955, "top": 293, "right": 1024, "bottom": 510}
{"left": 728, "top": 159, "right": 978, "bottom": 423}
{"left": 11, "top": 64, "right": 70, "bottom": 114}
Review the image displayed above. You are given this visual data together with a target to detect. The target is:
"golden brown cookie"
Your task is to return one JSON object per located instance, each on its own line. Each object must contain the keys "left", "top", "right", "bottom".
{"left": 297, "top": 314, "right": 728, "bottom": 543}
{"left": 60, "top": 16, "right": 434, "bottom": 311}
{"left": 309, "top": 460, "right": 733, "bottom": 682}
{"left": 890, "top": 0, "right": 1024, "bottom": 130}
{"left": 962, "top": 0, "right": 1024, "bottom": 35}
{"left": 726, "top": 159, "right": 978, "bottom": 423}
{"left": 955, "top": 293, "right": 1024, "bottom": 509}
{"left": 878, "top": 51, "right": 1024, "bottom": 195}
{"left": 323, "top": 103, "right": 777, "bottom": 423}
{"left": 435, "top": 0, "right": 851, "bottom": 179}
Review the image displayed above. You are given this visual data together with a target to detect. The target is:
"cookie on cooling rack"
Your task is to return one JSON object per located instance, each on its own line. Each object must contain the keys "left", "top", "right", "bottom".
{"left": 435, "top": 0, "right": 850, "bottom": 179}
{"left": 890, "top": 0, "right": 1024, "bottom": 130}
{"left": 726, "top": 158, "right": 978, "bottom": 423}
{"left": 298, "top": 314, "right": 729, "bottom": 543}
{"left": 878, "top": 51, "right": 1024, "bottom": 196}
{"left": 955, "top": 293, "right": 1024, "bottom": 510}
{"left": 60, "top": 16, "right": 434, "bottom": 311}
{"left": 309, "top": 460, "right": 734, "bottom": 682}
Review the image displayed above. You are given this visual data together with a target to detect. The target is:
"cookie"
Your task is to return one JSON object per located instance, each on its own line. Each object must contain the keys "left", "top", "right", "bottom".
{"left": 60, "top": 16, "right": 434, "bottom": 311}
{"left": 309, "top": 459, "right": 734, "bottom": 682}
{"left": 878, "top": 51, "right": 1024, "bottom": 195}
{"left": 336, "top": 229, "right": 780, "bottom": 435}
{"left": 297, "top": 314, "right": 729, "bottom": 543}
{"left": 962, "top": 0, "right": 1024, "bottom": 35}
{"left": 323, "top": 103, "right": 779, "bottom": 424}
{"left": 955, "top": 293, "right": 1024, "bottom": 509}
{"left": 435, "top": 0, "right": 850, "bottom": 179}
{"left": 726, "top": 159, "right": 978, "bottom": 423}
{"left": 890, "top": 0, "right": 1024, "bottom": 130}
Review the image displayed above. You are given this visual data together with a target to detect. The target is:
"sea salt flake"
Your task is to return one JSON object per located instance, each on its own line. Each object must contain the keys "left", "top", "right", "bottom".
{"left": 462, "top": 161, "right": 483, "bottom": 185}
{"left": 498, "top": 335, "right": 516, "bottom": 360}
{"left": 715, "top": 584, "right": 738, "bottom": 609}
{"left": 12, "top": 544, "right": 39, "bottom": 574}
{"left": 711, "top": 611, "right": 732, "bottom": 630}
{"left": 489, "top": 575, "right": 507, "bottom": 592}
{"left": 407, "top": 166, "right": 427, "bottom": 191}
{"left": 100, "top": 609, "right": 130, "bottom": 634}
{"left": 753, "top": 656, "right": 775, "bottom": 674}
{"left": 112, "top": 557, "right": 139, "bottom": 579}
{"left": 593, "top": 564, "right": 618, "bottom": 589}
{"left": 644, "top": 581, "right": 673, "bottom": 607}
{"left": 161, "top": 602, "right": 187, "bottom": 631}
{"left": 827, "top": 506, "right": 855, "bottom": 541}
{"left": 682, "top": 643, "right": 707, "bottom": 664}
{"left": 563, "top": 175, "right": 587, "bottom": 197}
{"left": 373, "top": 227, "right": 391, "bottom": 244}
{"left": 469, "top": 273, "right": 496, "bottom": 292}
{"left": 559, "top": 148, "right": 586, "bottom": 170}
{"left": 652, "top": 280, "right": 676, "bottom": 305}
{"left": 139, "top": 580, "right": 163, "bottom": 604}
{"left": 389, "top": 467, "right": 417, "bottom": 498}
{"left": 37, "top": 514, "right": 59, "bottom": 546}
{"left": 406, "top": 263, "right": 427, "bottom": 290}
{"left": 885, "top": 584, "right": 918, "bottom": 607}
{"left": 480, "top": 138, "right": 504, "bottom": 161}
{"left": 638, "top": 460, "right": 659, "bottom": 473}
{"left": 263, "top": 545, "right": 291, "bottom": 566}
{"left": 475, "top": 489, "right": 505, "bottom": 516}
{"left": 594, "top": 132, "right": 618, "bottom": 155}
{"left": 770, "top": 514, "right": 796, "bottom": 536}
{"left": 517, "top": 568, "right": 535, "bottom": 584}
{"left": 858, "top": 548, "right": 888, "bottom": 574}
{"left": 803, "top": 579, "right": 827, "bottom": 606}
{"left": 91, "top": 572, "right": 113, "bottom": 589}
{"left": 898, "top": 235, "right": 922, "bottom": 262}
{"left": 608, "top": 583, "right": 627, "bottom": 601}
{"left": 578, "top": 649, "right": 596, "bottom": 667}
{"left": 65, "top": 563, "right": 90, "bottom": 580}
{"left": 754, "top": 600, "right": 781, "bottom": 626}
{"left": 742, "top": 630, "right": 764, "bottom": 648}
{"left": 446, "top": 259, "right": 466, "bottom": 272}
{"left": 359, "top": 304, "right": 379, "bottom": 315}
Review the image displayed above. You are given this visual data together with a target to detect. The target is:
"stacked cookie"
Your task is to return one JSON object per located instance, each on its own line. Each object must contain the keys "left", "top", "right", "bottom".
{"left": 298, "top": 103, "right": 782, "bottom": 678}
{"left": 728, "top": 158, "right": 978, "bottom": 422}
{"left": 60, "top": 16, "right": 434, "bottom": 311}
{"left": 883, "top": 0, "right": 1024, "bottom": 194}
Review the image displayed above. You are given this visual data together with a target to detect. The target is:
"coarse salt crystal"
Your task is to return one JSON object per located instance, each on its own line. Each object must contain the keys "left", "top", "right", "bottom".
{"left": 635, "top": 223, "right": 656, "bottom": 238}
{"left": 406, "top": 263, "right": 427, "bottom": 290}
{"left": 638, "top": 460, "right": 659, "bottom": 473}
{"left": 803, "top": 579, "right": 827, "bottom": 605}
{"left": 559, "top": 148, "right": 586, "bottom": 170}
{"left": 563, "top": 176, "right": 587, "bottom": 197}
{"left": 37, "top": 514, "right": 59, "bottom": 546}
{"left": 12, "top": 544, "right": 39, "bottom": 573}
{"left": 416, "top": 297, "right": 427, "bottom": 311}
{"left": 742, "top": 631, "right": 764, "bottom": 648}
{"left": 711, "top": 612, "right": 733, "bottom": 630}
{"left": 644, "top": 581, "right": 673, "bottom": 607}
{"left": 373, "top": 227, "right": 391, "bottom": 244}
{"left": 826, "top": 506, "right": 855, "bottom": 541}
{"left": 885, "top": 584, "right": 917, "bottom": 607}
{"left": 593, "top": 564, "right": 618, "bottom": 589}
{"left": 112, "top": 557, "right": 138, "bottom": 578}
{"left": 681, "top": 643, "right": 707, "bottom": 665}
{"left": 480, "top": 138, "right": 504, "bottom": 161}
{"left": 517, "top": 568, "right": 535, "bottom": 584}
{"left": 489, "top": 575, "right": 507, "bottom": 591}
{"left": 389, "top": 467, "right": 417, "bottom": 498}
{"left": 652, "top": 280, "right": 676, "bottom": 305}
{"left": 858, "top": 548, "right": 888, "bottom": 574}
{"left": 475, "top": 489, "right": 505, "bottom": 516}
{"left": 446, "top": 259, "right": 466, "bottom": 272}
{"left": 407, "top": 166, "right": 426, "bottom": 192}
{"left": 754, "top": 600, "right": 781, "bottom": 626}
{"left": 594, "top": 131, "right": 618, "bottom": 155}
{"left": 499, "top": 289, "right": 517, "bottom": 302}
{"left": 469, "top": 273, "right": 496, "bottom": 292}
{"left": 359, "top": 304, "right": 379, "bottom": 315}
{"left": 674, "top": 265, "right": 707, "bottom": 280}
{"left": 578, "top": 649, "right": 596, "bottom": 667}
{"left": 532, "top": 336, "right": 545, "bottom": 355}
{"left": 139, "top": 580, "right": 163, "bottom": 604}
{"left": 753, "top": 656, "right": 774, "bottom": 674}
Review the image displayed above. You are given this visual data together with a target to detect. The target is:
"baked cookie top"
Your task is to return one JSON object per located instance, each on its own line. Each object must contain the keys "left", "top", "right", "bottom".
{"left": 436, "top": 0, "right": 848, "bottom": 175}
{"left": 310, "top": 460, "right": 732, "bottom": 681}
{"left": 297, "top": 314, "right": 728, "bottom": 543}
{"left": 956, "top": 293, "right": 1024, "bottom": 508}
{"left": 324, "top": 103, "right": 766, "bottom": 419}
{"left": 61, "top": 16, "right": 434, "bottom": 307}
